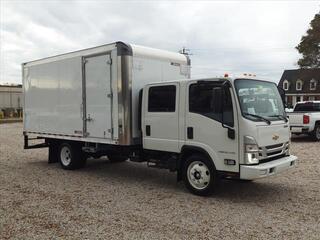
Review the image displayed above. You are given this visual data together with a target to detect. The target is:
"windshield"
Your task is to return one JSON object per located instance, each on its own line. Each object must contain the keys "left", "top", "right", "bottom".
{"left": 235, "top": 79, "right": 285, "bottom": 122}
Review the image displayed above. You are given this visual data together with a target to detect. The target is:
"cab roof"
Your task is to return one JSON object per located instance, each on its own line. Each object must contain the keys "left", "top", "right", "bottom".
{"left": 146, "top": 77, "right": 275, "bottom": 86}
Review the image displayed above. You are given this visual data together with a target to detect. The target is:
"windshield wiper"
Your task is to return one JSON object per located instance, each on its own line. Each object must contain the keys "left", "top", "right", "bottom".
{"left": 269, "top": 114, "right": 288, "bottom": 122}
{"left": 243, "top": 112, "right": 271, "bottom": 125}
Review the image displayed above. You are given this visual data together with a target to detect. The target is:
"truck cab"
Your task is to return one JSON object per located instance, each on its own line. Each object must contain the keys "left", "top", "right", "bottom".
{"left": 141, "top": 77, "right": 297, "bottom": 195}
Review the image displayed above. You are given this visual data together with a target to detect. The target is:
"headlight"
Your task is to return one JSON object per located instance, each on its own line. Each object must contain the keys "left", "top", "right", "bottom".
{"left": 244, "top": 136, "right": 259, "bottom": 164}
{"left": 245, "top": 144, "right": 259, "bottom": 153}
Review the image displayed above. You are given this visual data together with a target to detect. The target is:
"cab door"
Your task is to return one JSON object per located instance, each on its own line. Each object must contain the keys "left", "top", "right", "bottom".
{"left": 142, "top": 83, "right": 180, "bottom": 152}
{"left": 185, "top": 81, "right": 239, "bottom": 172}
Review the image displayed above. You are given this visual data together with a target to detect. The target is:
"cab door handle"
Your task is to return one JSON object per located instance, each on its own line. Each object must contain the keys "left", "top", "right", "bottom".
{"left": 146, "top": 125, "right": 151, "bottom": 136}
{"left": 187, "top": 127, "right": 193, "bottom": 139}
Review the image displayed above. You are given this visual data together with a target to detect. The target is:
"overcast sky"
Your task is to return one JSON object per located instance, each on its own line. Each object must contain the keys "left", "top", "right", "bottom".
{"left": 0, "top": 0, "right": 319, "bottom": 84}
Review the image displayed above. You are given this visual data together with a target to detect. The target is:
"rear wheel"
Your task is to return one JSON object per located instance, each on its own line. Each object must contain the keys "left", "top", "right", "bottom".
{"left": 183, "top": 154, "right": 218, "bottom": 196}
{"left": 312, "top": 124, "right": 320, "bottom": 141}
{"left": 58, "top": 142, "right": 86, "bottom": 170}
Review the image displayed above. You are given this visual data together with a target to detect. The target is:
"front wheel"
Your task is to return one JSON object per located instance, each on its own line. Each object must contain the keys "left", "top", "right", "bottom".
{"left": 183, "top": 154, "right": 218, "bottom": 196}
{"left": 312, "top": 124, "right": 320, "bottom": 141}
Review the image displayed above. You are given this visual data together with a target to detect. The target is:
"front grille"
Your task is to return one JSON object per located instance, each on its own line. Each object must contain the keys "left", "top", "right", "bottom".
{"left": 265, "top": 143, "right": 283, "bottom": 149}
{"left": 258, "top": 142, "right": 289, "bottom": 162}
{"left": 267, "top": 150, "right": 282, "bottom": 156}
{"left": 259, "top": 154, "right": 286, "bottom": 164}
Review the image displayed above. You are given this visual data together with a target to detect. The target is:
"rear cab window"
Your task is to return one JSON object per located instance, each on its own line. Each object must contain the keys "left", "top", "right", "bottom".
{"left": 294, "top": 102, "right": 320, "bottom": 112}
{"left": 148, "top": 85, "right": 176, "bottom": 112}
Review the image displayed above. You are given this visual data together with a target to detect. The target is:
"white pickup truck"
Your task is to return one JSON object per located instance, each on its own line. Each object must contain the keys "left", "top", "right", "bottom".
{"left": 288, "top": 101, "right": 320, "bottom": 141}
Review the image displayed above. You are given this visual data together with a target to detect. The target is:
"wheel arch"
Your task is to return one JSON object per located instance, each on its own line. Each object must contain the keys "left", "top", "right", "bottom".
{"left": 177, "top": 145, "right": 215, "bottom": 181}
{"left": 312, "top": 121, "right": 320, "bottom": 141}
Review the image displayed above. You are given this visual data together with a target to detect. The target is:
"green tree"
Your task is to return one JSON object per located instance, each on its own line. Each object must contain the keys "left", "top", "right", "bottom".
{"left": 296, "top": 12, "right": 320, "bottom": 68}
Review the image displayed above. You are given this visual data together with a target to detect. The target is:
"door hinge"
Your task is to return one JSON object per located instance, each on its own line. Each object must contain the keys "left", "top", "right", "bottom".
{"left": 107, "top": 93, "right": 113, "bottom": 98}
{"left": 83, "top": 59, "right": 88, "bottom": 64}
{"left": 106, "top": 59, "right": 112, "bottom": 65}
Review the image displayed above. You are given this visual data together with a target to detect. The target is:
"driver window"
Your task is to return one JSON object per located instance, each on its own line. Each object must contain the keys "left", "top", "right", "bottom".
{"left": 189, "top": 83, "right": 234, "bottom": 127}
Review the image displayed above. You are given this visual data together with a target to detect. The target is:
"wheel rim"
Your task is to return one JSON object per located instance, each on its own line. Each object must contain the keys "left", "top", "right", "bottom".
{"left": 187, "top": 161, "right": 211, "bottom": 190}
{"left": 60, "top": 146, "right": 72, "bottom": 166}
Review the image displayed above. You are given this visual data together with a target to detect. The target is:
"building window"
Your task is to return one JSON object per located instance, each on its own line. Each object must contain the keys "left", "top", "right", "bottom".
{"left": 283, "top": 80, "right": 289, "bottom": 90}
{"left": 309, "top": 96, "right": 315, "bottom": 101}
{"left": 296, "top": 96, "right": 302, "bottom": 102}
{"left": 148, "top": 85, "right": 176, "bottom": 112}
{"left": 296, "top": 80, "right": 303, "bottom": 91}
{"left": 310, "top": 79, "right": 316, "bottom": 90}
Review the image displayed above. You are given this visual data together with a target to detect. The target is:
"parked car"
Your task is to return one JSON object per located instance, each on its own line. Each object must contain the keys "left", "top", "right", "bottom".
{"left": 288, "top": 101, "right": 320, "bottom": 140}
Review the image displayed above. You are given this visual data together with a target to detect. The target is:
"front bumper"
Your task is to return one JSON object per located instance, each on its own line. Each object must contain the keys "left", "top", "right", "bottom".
{"left": 240, "top": 155, "right": 297, "bottom": 180}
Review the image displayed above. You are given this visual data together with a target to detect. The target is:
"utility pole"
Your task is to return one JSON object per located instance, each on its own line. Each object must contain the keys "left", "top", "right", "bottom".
{"left": 179, "top": 47, "right": 192, "bottom": 78}
{"left": 179, "top": 47, "right": 192, "bottom": 56}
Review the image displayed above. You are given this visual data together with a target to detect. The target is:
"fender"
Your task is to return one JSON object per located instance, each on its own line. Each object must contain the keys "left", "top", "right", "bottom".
{"left": 177, "top": 145, "right": 215, "bottom": 181}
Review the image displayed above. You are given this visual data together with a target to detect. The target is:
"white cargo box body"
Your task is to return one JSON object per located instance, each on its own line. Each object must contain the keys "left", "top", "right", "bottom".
{"left": 23, "top": 42, "right": 190, "bottom": 145}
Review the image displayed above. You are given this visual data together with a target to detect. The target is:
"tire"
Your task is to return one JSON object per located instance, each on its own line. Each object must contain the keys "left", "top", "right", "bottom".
{"left": 182, "top": 154, "right": 218, "bottom": 196}
{"left": 107, "top": 154, "right": 128, "bottom": 163}
{"left": 58, "top": 142, "right": 86, "bottom": 170}
{"left": 312, "top": 124, "right": 320, "bottom": 141}
{"left": 48, "top": 142, "right": 59, "bottom": 163}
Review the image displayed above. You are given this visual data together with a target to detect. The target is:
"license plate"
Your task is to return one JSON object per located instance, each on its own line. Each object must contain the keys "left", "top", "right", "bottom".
{"left": 291, "top": 127, "right": 302, "bottom": 133}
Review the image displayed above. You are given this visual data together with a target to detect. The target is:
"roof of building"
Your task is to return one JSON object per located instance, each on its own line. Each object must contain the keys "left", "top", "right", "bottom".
{"left": 0, "top": 84, "right": 22, "bottom": 88}
{"left": 0, "top": 85, "right": 23, "bottom": 93}
{"left": 278, "top": 68, "right": 320, "bottom": 94}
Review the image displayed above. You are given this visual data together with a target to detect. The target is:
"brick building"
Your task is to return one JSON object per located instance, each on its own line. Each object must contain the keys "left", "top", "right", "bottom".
{"left": 278, "top": 69, "right": 320, "bottom": 108}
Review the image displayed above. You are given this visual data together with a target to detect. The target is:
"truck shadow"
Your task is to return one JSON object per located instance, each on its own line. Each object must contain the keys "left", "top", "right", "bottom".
{"left": 82, "top": 158, "right": 181, "bottom": 189}
{"left": 78, "top": 159, "right": 297, "bottom": 203}
{"left": 31, "top": 158, "right": 297, "bottom": 203}
{"left": 291, "top": 135, "right": 315, "bottom": 142}
{"left": 213, "top": 179, "right": 296, "bottom": 203}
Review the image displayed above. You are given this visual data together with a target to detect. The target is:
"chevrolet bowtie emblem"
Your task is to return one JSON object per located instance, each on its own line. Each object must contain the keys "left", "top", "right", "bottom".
{"left": 272, "top": 134, "right": 279, "bottom": 140}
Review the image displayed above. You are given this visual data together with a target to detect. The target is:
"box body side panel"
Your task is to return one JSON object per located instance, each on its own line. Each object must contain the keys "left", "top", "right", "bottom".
{"left": 24, "top": 57, "right": 83, "bottom": 136}
{"left": 22, "top": 43, "right": 189, "bottom": 146}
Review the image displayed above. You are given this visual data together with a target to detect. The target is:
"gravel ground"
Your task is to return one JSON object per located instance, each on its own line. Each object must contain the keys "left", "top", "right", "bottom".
{"left": 0, "top": 123, "right": 319, "bottom": 240}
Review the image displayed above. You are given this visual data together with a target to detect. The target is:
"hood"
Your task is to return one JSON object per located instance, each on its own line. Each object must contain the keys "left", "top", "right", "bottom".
{"left": 256, "top": 122, "right": 290, "bottom": 147}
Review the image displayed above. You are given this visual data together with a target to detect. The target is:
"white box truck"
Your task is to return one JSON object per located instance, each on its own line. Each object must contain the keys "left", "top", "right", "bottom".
{"left": 23, "top": 42, "right": 297, "bottom": 195}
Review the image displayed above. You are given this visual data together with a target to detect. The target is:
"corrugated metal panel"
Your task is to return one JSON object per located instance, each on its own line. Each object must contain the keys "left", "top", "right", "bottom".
{"left": 0, "top": 86, "right": 23, "bottom": 109}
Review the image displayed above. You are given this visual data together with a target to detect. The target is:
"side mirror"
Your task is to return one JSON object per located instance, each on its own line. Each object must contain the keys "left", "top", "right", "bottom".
{"left": 277, "top": 86, "right": 286, "bottom": 107}
{"left": 227, "top": 128, "right": 235, "bottom": 139}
